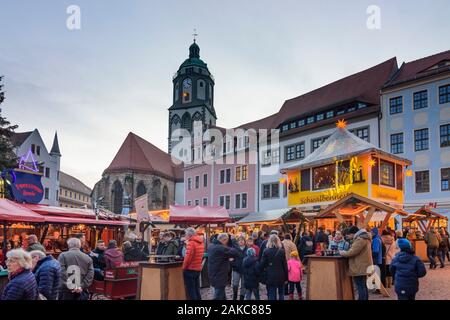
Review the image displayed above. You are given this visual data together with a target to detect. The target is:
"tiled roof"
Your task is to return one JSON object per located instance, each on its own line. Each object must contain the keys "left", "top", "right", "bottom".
{"left": 10, "top": 131, "right": 33, "bottom": 147}
{"left": 104, "top": 132, "right": 183, "bottom": 181}
{"left": 385, "top": 50, "right": 450, "bottom": 87}
{"left": 273, "top": 58, "right": 398, "bottom": 127}
{"left": 59, "top": 171, "right": 92, "bottom": 195}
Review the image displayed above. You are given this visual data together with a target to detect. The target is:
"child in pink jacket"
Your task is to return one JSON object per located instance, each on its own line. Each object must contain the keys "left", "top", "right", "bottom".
{"left": 287, "top": 251, "right": 304, "bottom": 300}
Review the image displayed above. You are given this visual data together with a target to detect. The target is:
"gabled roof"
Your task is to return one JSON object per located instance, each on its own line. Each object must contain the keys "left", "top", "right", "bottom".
{"left": 60, "top": 171, "right": 92, "bottom": 195}
{"left": 281, "top": 126, "right": 411, "bottom": 172}
{"left": 384, "top": 50, "right": 450, "bottom": 88}
{"left": 273, "top": 58, "right": 398, "bottom": 127}
{"left": 104, "top": 132, "right": 183, "bottom": 181}
{"left": 10, "top": 131, "right": 33, "bottom": 147}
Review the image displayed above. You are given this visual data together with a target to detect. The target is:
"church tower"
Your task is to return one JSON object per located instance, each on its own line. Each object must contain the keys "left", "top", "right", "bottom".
{"left": 168, "top": 39, "right": 217, "bottom": 153}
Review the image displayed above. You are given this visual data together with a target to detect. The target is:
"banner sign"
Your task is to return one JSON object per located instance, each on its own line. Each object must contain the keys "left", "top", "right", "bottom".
{"left": 2, "top": 169, "right": 44, "bottom": 204}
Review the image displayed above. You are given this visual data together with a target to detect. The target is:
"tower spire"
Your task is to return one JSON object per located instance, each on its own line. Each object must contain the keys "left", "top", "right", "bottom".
{"left": 193, "top": 28, "right": 198, "bottom": 43}
{"left": 50, "top": 131, "right": 61, "bottom": 156}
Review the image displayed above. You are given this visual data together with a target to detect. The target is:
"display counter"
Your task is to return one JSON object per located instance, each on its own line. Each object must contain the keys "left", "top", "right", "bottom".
{"left": 306, "top": 255, "right": 354, "bottom": 300}
{"left": 137, "top": 260, "right": 186, "bottom": 300}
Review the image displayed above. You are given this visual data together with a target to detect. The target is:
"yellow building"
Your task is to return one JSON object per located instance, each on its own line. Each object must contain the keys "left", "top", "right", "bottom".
{"left": 281, "top": 121, "right": 412, "bottom": 210}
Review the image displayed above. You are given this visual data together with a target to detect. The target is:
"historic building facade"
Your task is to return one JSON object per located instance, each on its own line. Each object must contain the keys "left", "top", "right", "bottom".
{"left": 380, "top": 50, "right": 450, "bottom": 212}
{"left": 10, "top": 129, "right": 61, "bottom": 206}
{"left": 92, "top": 132, "right": 183, "bottom": 214}
{"left": 59, "top": 171, "right": 92, "bottom": 208}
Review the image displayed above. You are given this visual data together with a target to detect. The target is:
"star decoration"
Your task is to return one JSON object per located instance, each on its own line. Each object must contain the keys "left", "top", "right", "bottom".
{"left": 369, "top": 158, "right": 377, "bottom": 167}
{"left": 336, "top": 119, "right": 347, "bottom": 129}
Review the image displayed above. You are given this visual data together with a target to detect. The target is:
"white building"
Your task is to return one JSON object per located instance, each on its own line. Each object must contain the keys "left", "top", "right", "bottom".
{"left": 11, "top": 129, "right": 61, "bottom": 206}
{"left": 380, "top": 50, "right": 450, "bottom": 212}
{"left": 258, "top": 58, "right": 398, "bottom": 213}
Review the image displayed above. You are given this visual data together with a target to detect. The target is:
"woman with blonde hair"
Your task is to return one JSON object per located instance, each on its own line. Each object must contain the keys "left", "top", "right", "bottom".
{"left": 260, "top": 235, "right": 288, "bottom": 300}
{"left": 1, "top": 249, "right": 38, "bottom": 300}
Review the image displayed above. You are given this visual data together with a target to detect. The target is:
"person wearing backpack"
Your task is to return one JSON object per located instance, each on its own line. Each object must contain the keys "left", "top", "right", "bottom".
{"left": 297, "top": 231, "right": 314, "bottom": 263}
{"left": 259, "top": 235, "right": 288, "bottom": 300}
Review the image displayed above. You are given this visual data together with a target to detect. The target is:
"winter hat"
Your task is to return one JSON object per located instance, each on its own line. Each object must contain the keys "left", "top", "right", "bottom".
{"left": 347, "top": 226, "right": 359, "bottom": 235}
{"left": 290, "top": 251, "right": 299, "bottom": 258}
{"left": 397, "top": 238, "right": 411, "bottom": 251}
{"left": 247, "top": 248, "right": 256, "bottom": 257}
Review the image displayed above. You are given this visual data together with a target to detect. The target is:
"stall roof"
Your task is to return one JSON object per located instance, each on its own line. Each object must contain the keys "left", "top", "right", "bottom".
{"left": 238, "top": 208, "right": 291, "bottom": 224}
{"left": 169, "top": 205, "right": 230, "bottom": 224}
{"left": 22, "top": 204, "right": 97, "bottom": 219}
{"left": 0, "top": 199, "right": 45, "bottom": 223}
{"left": 403, "top": 206, "right": 449, "bottom": 222}
{"left": 281, "top": 126, "right": 411, "bottom": 173}
{"left": 42, "top": 215, "right": 128, "bottom": 226}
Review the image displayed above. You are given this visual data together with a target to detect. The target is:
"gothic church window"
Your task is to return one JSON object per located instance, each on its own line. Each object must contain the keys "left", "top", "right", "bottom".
{"left": 136, "top": 181, "right": 147, "bottom": 197}
{"left": 112, "top": 180, "right": 123, "bottom": 214}
{"left": 181, "top": 113, "right": 192, "bottom": 131}
{"left": 162, "top": 186, "right": 169, "bottom": 209}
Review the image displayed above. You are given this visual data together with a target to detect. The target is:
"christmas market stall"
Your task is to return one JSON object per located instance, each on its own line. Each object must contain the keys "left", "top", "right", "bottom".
{"left": 402, "top": 206, "right": 449, "bottom": 261}
{"left": 137, "top": 205, "right": 230, "bottom": 300}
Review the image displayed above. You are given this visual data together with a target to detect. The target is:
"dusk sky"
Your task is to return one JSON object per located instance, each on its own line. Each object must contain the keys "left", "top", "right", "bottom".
{"left": 1, "top": 0, "right": 449, "bottom": 188}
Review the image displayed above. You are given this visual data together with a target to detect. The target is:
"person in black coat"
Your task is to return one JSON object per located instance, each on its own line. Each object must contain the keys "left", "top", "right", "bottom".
{"left": 242, "top": 248, "right": 260, "bottom": 300}
{"left": 259, "top": 234, "right": 288, "bottom": 300}
{"left": 297, "top": 232, "right": 314, "bottom": 263}
{"left": 123, "top": 241, "right": 149, "bottom": 262}
{"left": 207, "top": 233, "right": 240, "bottom": 300}
{"left": 231, "top": 236, "right": 248, "bottom": 300}
{"left": 89, "top": 240, "right": 106, "bottom": 280}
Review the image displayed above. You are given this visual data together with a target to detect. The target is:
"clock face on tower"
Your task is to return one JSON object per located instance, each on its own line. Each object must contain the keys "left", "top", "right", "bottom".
{"left": 183, "top": 78, "right": 192, "bottom": 89}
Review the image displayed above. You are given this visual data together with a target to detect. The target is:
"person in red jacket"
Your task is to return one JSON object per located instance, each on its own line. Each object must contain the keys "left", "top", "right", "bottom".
{"left": 182, "top": 227, "right": 205, "bottom": 300}
{"left": 103, "top": 240, "right": 124, "bottom": 269}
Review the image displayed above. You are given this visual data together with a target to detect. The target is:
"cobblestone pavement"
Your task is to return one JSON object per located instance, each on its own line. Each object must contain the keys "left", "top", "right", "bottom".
{"left": 200, "top": 263, "right": 450, "bottom": 301}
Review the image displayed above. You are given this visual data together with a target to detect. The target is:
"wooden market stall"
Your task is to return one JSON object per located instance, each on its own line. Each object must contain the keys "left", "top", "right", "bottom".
{"left": 136, "top": 205, "right": 230, "bottom": 300}
{"left": 402, "top": 206, "right": 449, "bottom": 261}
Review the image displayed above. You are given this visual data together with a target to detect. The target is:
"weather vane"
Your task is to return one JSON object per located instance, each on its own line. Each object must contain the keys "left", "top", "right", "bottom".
{"left": 193, "top": 28, "right": 198, "bottom": 42}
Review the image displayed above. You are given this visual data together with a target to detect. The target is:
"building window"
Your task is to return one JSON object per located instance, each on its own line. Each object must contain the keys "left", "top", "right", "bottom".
{"left": 282, "top": 124, "right": 289, "bottom": 132}
{"left": 413, "top": 90, "right": 428, "bottom": 109}
{"left": 414, "top": 128, "right": 429, "bottom": 151}
{"left": 203, "top": 173, "right": 208, "bottom": 187}
{"left": 390, "top": 133, "right": 404, "bottom": 154}
{"left": 298, "top": 119, "right": 305, "bottom": 127}
{"left": 262, "top": 183, "right": 279, "bottom": 199}
{"left": 311, "top": 136, "right": 328, "bottom": 152}
{"left": 439, "top": 84, "right": 450, "bottom": 104}
{"left": 290, "top": 122, "right": 297, "bottom": 129}
{"left": 36, "top": 146, "right": 41, "bottom": 156}
{"left": 31, "top": 144, "right": 36, "bottom": 154}
{"left": 64, "top": 190, "right": 67, "bottom": 197}
{"left": 440, "top": 124, "right": 450, "bottom": 148}
{"left": 226, "top": 168, "right": 231, "bottom": 183}
{"left": 202, "top": 197, "right": 208, "bottom": 206}
{"left": 187, "top": 178, "right": 192, "bottom": 190}
{"left": 351, "top": 127, "right": 369, "bottom": 142}
{"left": 56, "top": 190, "right": 58, "bottom": 201}
{"left": 242, "top": 165, "right": 248, "bottom": 181}
{"left": 441, "top": 168, "right": 450, "bottom": 191}
{"left": 187, "top": 200, "right": 192, "bottom": 206}
{"left": 219, "top": 195, "right": 231, "bottom": 209}
{"left": 380, "top": 160, "right": 395, "bottom": 187}
{"left": 235, "top": 166, "right": 241, "bottom": 182}
{"left": 389, "top": 96, "right": 403, "bottom": 114}
{"left": 235, "top": 194, "right": 241, "bottom": 209}
{"left": 45, "top": 167, "right": 50, "bottom": 178}
{"left": 195, "top": 199, "right": 200, "bottom": 206}
{"left": 336, "top": 108, "right": 345, "bottom": 116}
{"left": 195, "top": 176, "right": 199, "bottom": 189}
{"left": 242, "top": 193, "right": 247, "bottom": 208}
{"left": 313, "top": 164, "right": 336, "bottom": 190}
{"left": 285, "top": 142, "right": 305, "bottom": 162}
{"left": 316, "top": 113, "right": 324, "bottom": 121}
{"left": 262, "top": 149, "right": 280, "bottom": 167}
{"left": 326, "top": 110, "right": 334, "bottom": 118}
{"left": 44, "top": 188, "right": 49, "bottom": 200}
{"left": 415, "top": 171, "right": 430, "bottom": 193}
{"left": 307, "top": 116, "right": 315, "bottom": 124}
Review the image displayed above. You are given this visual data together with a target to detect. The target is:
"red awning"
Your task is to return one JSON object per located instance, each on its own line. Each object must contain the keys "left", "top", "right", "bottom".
{"left": 42, "top": 215, "right": 128, "bottom": 226}
{"left": 0, "top": 199, "right": 45, "bottom": 223}
{"left": 169, "top": 205, "right": 230, "bottom": 224}
{"left": 22, "top": 203, "right": 97, "bottom": 219}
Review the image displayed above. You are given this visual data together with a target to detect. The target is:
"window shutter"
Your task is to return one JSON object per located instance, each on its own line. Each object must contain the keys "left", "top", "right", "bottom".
{"left": 371, "top": 158, "right": 379, "bottom": 185}
{"left": 396, "top": 164, "right": 403, "bottom": 190}
{"left": 301, "top": 169, "right": 311, "bottom": 191}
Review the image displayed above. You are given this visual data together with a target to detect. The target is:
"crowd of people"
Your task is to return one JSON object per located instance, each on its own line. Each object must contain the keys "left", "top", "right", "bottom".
{"left": 1, "top": 224, "right": 449, "bottom": 301}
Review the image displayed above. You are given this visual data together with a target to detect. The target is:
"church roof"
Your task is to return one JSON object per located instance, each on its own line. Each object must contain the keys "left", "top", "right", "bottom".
{"left": 104, "top": 132, "right": 183, "bottom": 181}
{"left": 281, "top": 126, "right": 411, "bottom": 172}
{"left": 273, "top": 57, "right": 398, "bottom": 127}
{"left": 384, "top": 49, "right": 450, "bottom": 88}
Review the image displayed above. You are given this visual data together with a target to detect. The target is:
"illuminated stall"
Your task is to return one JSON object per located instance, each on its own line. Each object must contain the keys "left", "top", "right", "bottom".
{"left": 280, "top": 121, "right": 412, "bottom": 230}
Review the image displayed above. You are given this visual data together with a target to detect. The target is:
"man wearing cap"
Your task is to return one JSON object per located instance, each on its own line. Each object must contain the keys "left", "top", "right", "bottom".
{"left": 390, "top": 238, "right": 426, "bottom": 300}
{"left": 339, "top": 226, "right": 373, "bottom": 300}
